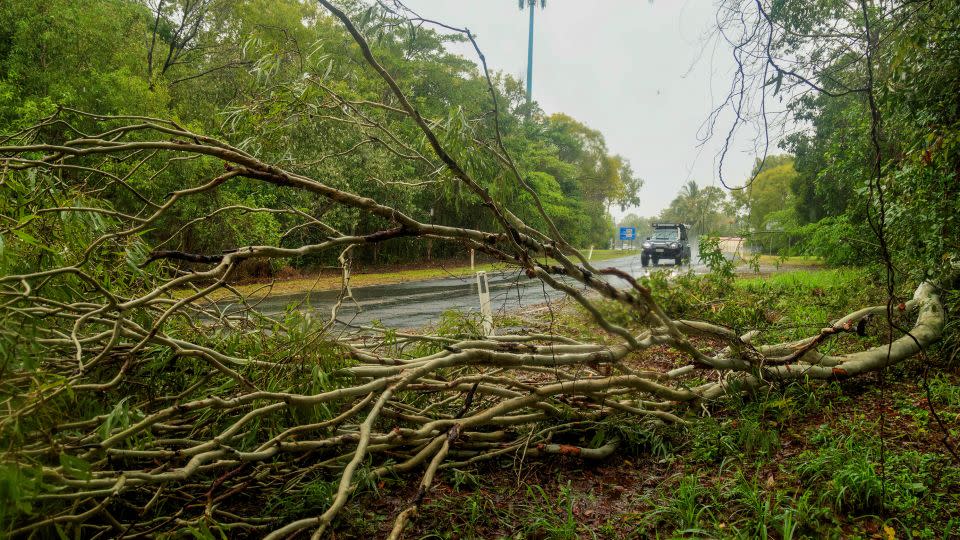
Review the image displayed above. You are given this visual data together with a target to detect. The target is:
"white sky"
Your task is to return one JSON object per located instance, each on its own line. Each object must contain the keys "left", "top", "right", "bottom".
{"left": 400, "top": 0, "right": 764, "bottom": 218}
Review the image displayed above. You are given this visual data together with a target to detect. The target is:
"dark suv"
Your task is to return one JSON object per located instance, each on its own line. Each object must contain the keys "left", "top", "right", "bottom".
{"left": 641, "top": 223, "right": 691, "bottom": 267}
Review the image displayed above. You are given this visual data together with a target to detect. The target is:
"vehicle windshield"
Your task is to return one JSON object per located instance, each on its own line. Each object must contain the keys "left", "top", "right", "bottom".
{"left": 650, "top": 229, "right": 679, "bottom": 241}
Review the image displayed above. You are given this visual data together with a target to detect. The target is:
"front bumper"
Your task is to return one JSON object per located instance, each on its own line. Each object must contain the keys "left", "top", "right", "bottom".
{"left": 643, "top": 245, "right": 681, "bottom": 256}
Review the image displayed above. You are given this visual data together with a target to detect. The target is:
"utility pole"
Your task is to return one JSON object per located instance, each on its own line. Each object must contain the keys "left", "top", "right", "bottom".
{"left": 520, "top": 0, "right": 546, "bottom": 109}
{"left": 526, "top": 2, "right": 535, "bottom": 103}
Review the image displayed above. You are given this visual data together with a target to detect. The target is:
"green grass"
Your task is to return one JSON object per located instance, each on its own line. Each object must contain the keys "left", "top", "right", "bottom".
{"left": 638, "top": 474, "right": 716, "bottom": 533}
{"left": 521, "top": 483, "right": 582, "bottom": 539}
{"left": 735, "top": 267, "right": 868, "bottom": 289}
{"left": 753, "top": 254, "right": 823, "bottom": 267}
{"left": 635, "top": 267, "right": 886, "bottom": 346}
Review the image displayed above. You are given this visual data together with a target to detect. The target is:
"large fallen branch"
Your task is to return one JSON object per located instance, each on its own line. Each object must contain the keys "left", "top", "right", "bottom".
{"left": 0, "top": 4, "right": 947, "bottom": 538}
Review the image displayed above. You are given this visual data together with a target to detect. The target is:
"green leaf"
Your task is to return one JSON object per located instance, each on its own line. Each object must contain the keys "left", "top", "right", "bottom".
{"left": 58, "top": 453, "right": 92, "bottom": 480}
{"left": 12, "top": 228, "right": 38, "bottom": 245}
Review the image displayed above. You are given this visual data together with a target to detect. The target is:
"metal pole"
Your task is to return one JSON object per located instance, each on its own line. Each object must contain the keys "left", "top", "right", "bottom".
{"left": 526, "top": 2, "right": 535, "bottom": 105}
{"left": 476, "top": 271, "right": 494, "bottom": 336}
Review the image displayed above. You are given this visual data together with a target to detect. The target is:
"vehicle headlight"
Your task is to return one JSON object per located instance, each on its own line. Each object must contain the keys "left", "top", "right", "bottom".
{"left": 670, "top": 242, "right": 679, "bottom": 249}
{"left": 642, "top": 242, "right": 652, "bottom": 248}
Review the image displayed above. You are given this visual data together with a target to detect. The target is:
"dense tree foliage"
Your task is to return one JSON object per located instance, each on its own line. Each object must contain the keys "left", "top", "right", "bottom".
{"left": 0, "top": 0, "right": 640, "bottom": 272}
{"left": 723, "top": 0, "right": 960, "bottom": 281}
{"left": 735, "top": 155, "right": 796, "bottom": 233}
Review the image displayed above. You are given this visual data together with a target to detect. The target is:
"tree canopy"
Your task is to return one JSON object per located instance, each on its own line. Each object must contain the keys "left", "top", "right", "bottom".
{"left": 720, "top": 0, "right": 960, "bottom": 277}
{"left": 0, "top": 0, "right": 641, "bottom": 270}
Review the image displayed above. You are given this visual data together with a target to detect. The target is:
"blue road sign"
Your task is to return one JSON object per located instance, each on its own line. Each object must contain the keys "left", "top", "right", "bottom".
{"left": 619, "top": 227, "right": 636, "bottom": 240}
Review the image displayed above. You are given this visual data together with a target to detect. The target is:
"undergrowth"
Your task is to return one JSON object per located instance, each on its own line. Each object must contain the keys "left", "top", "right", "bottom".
{"left": 355, "top": 268, "right": 960, "bottom": 539}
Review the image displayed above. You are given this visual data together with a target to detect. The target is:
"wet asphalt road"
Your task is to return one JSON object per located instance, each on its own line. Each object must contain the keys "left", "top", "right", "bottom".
{"left": 225, "top": 252, "right": 704, "bottom": 329}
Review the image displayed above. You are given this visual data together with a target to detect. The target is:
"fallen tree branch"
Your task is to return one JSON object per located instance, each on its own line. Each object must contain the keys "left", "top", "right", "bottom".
{"left": 0, "top": 5, "right": 949, "bottom": 535}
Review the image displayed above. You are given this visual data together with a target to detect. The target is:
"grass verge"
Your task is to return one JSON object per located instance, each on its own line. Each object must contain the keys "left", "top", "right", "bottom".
{"left": 754, "top": 254, "right": 824, "bottom": 267}
{"left": 177, "top": 249, "right": 638, "bottom": 299}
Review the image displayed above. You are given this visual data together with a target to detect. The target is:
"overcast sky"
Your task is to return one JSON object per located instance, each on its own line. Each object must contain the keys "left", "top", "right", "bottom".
{"left": 400, "top": 0, "right": 762, "bottom": 219}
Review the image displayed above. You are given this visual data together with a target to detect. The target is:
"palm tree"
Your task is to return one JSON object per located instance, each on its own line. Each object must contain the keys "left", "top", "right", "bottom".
{"left": 672, "top": 180, "right": 698, "bottom": 229}
{"left": 678, "top": 180, "right": 700, "bottom": 202}
{"left": 673, "top": 180, "right": 729, "bottom": 234}
{"left": 519, "top": 0, "right": 547, "bottom": 107}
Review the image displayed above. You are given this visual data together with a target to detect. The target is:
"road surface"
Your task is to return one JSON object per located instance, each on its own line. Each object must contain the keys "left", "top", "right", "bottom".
{"left": 220, "top": 252, "right": 703, "bottom": 329}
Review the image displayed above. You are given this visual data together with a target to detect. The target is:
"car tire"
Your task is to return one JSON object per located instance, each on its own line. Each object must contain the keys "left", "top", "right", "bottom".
{"left": 675, "top": 256, "right": 682, "bottom": 266}
{"left": 652, "top": 257, "right": 659, "bottom": 266}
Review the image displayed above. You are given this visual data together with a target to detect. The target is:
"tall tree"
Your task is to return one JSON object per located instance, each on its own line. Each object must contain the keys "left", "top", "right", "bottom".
{"left": 659, "top": 181, "right": 732, "bottom": 234}
{"left": 739, "top": 155, "right": 798, "bottom": 232}
{"left": 717, "top": 0, "right": 960, "bottom": 281}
